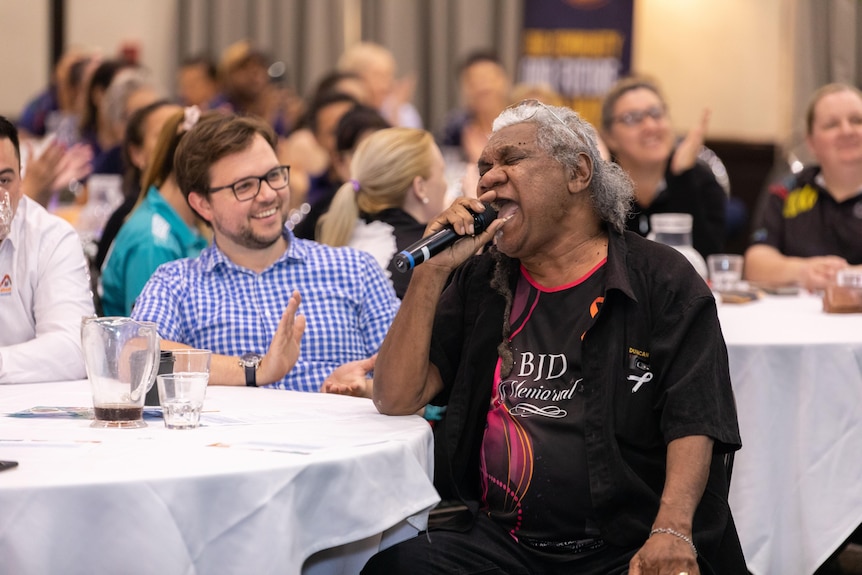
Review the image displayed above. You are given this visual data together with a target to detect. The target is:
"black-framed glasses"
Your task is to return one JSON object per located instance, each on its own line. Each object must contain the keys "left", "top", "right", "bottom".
{"left": 613, "top": 106, "right": 665, "bottom": 127}
{"left": 508, "top": 98, "right": 579, "bottom": 139}
{"left": 208, "top": 165, "right": 290, "bottom": 202}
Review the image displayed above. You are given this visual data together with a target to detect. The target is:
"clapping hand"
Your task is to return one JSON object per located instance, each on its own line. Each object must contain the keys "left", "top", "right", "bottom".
{"left": 671, "top": 108, "right": 711, "bottom": 175}
{"left": 23, "top": 140, "right": 93, "bottom": 207}
{"left": 259, "top": 291, "right": 306, "bottom": 385}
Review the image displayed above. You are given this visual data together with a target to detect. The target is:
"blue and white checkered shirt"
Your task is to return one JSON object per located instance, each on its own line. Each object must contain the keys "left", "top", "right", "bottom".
{"left": 131, "top": 228, "right": 400, "bottom": 391}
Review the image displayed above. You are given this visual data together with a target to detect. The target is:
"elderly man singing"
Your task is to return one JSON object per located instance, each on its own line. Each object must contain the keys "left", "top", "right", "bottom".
{"left": 364, "top": 101, "right": 746, "bottom": 575}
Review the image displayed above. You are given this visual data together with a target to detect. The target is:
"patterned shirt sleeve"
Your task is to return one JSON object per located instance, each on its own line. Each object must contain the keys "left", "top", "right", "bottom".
{"left": 355, "top": 250, "right": 401, "bottom": 355}
{"left": 130, "top": 261, "right": 188, "bottom": 342}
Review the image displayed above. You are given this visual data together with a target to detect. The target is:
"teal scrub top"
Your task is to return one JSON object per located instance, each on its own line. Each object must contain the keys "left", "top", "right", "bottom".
{"left": 101, "top": 186, "right": 208, "bottom": 316}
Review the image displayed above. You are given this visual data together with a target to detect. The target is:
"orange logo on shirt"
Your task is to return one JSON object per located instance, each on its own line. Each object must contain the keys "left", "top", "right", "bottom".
{"left": 589, "top": 296, "right": 604, "bottom": 318}
{"left": 0, "top": 274, "right": 11, "bottom": 296}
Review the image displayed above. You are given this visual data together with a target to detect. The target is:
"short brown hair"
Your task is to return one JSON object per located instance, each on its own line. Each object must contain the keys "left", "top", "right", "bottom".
{"left": 174, "top": 114, "right": 277, "bottom": 199}
{"left": 600, "top": 76, "right": 665, "bottom": 132}
{"left": 805, "top": 82, "right": 862, "bottom": 135}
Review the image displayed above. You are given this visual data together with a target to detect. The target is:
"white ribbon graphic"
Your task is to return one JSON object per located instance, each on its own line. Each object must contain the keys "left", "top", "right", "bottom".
{"left": 628, "top": 371, "right": 653, "bottom": 393}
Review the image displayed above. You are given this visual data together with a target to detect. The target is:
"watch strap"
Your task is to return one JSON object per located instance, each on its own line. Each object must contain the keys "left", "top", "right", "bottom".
{"left": 240, "top": 354, "right": 261, "bottom": 387}
{"left": 244, "top": 363, "right": 257, "bottom": 387}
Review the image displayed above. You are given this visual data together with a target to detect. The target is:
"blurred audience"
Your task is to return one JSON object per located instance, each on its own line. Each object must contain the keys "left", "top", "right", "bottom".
{"left": 217, "top": 40, "right": 302, "bottom": 137}
{"left": 337, "top": 42, "right": 422, "bottom": 129}
{"left": 89, "top": 67, "right": 160, "bottom": 178}
{"left": 317, "top": 127, "right": 447, "bottom": 298}
{"left": 290, "top": 103, "right": 389, "bottom": 234}
{"left": 79, "top": 59, "right": 134, "bottom": 159}
{"left": 95, "top": 100, "right": 182, "bottom": 271}
{"left": 177, "top": 55, "right": 224, "bottom": 109}
{"left": 101, "top": 106, "right": 211, "bottom": 316}
{"left": 438, "top": 50, "right": 511, "bottom": 164}
{"left": 291, "top": 92, "right": 360, "bottom": 239}
{"left": 311, "top": 70, "right": 370, "bottom": 105}
{"left": 21, "top": 139, "right": 92, "bottom": 209}
{"left": 600, "top": 76, "right": 726, "bottom": 259}
{"left": 330, "top": 104, "right": 391, "bottom": 183}
{"left": 745, "top": 83, "right": 862, "bottom": 291}
{"left": 17, "top": 48, "right": 95, "bottom": 141}
{"left": 75, "top": 67, "right": 162, "bottom": 250}
{"left": 278, "top": 70, "right": 368, "bottom": 214}
{"left": 278, "top": 71, "right": 370, "bottom": 213}
{"left": 0, "top": 116, "right": 94, "bottom": 383}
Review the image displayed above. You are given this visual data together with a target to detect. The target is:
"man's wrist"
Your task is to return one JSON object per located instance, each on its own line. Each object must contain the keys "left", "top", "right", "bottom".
{"left": 238, "top": 353, "right": 263, "bottom": 387}
{"left": 649, "top": 527, "right": 697, "bottom": 556}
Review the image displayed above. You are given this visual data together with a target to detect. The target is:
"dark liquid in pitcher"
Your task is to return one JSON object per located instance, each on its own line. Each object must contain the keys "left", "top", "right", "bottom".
{"left": 94, "top": 404, "right": 143, "bottom": 421}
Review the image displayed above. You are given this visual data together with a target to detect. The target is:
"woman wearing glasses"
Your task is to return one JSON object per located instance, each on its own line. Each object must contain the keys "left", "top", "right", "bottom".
{"left": 600, "top": 77, "right": 726, "bottom": 259}
{"left": 100, "top": 107, "right": 214, "bottom": 316}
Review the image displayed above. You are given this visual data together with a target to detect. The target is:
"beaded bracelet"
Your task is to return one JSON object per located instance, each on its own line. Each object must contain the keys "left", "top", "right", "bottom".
{"left": 649, "top": 527, "right": 698, "bottom": 556}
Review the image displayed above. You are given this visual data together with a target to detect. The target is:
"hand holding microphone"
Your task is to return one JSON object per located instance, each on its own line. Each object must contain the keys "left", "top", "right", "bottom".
{"left": 394, "top": 202, "right": 499, "bottom": 272}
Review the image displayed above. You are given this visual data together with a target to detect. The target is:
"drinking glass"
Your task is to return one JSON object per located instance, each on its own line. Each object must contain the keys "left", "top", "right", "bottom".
{"left": 707, "top": 254, "right": 744, "bottom": 292}
{"left": 157, "top": 349, "right": 211, "bottom": 429}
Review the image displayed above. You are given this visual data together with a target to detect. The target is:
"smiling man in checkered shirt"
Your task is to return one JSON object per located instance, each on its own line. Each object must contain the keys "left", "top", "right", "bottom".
{"left": 131, "top": 113, "right": 399, "bottom": 395}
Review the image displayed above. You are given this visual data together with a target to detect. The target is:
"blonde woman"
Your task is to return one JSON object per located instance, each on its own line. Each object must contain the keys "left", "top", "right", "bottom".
{"left": 317, "top": 127, "right": 448, "bottom": 297}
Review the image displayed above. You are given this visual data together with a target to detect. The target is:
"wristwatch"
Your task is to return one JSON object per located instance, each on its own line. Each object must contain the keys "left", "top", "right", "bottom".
{"left": 239, "top": 353, "right": 263, "bottom": 387}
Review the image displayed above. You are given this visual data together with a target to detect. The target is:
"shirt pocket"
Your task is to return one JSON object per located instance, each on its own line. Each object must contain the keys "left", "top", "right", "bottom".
{"left": 614, "top": 347, "right": 662, "bottom": 448}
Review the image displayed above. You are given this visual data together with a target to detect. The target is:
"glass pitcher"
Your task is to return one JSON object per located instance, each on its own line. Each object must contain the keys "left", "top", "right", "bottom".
{"left": 81, "top": 317, "right": 160, "bottom": 428}
{"left": 648, "top": 213, "right": 708, "bottom": 280}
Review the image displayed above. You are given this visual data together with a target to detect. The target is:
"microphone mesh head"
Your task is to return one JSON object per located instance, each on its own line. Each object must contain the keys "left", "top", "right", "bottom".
{"left": 474, "top": 202, "right": 498, "bottom": 233}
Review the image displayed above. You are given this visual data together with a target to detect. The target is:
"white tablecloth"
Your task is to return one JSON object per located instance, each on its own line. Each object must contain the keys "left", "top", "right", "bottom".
{"left": 719, "top": 294, "right": 862, "bottom": 575}
{"left": 0, "top": 381, "right": 440, "bottom": 575}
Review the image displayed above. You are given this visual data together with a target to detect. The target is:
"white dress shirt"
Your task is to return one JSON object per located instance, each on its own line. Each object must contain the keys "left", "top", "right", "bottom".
{"left": 0, "top": 196, "right": 94, "bottom": 383}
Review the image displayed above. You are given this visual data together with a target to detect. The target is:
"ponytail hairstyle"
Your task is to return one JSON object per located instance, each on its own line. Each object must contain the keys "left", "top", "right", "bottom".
{"left": 316, "top": 127, "right": 435, "bottom": 246}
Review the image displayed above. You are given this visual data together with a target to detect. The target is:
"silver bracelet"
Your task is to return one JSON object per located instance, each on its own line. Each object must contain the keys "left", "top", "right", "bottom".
{"left": 649, "top": 527, "right": 698, "bottom": 556}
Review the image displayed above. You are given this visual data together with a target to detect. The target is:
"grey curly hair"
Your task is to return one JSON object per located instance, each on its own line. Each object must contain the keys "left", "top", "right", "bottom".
{"left": 492, "top": 100, "right": 633, "bottom": 233}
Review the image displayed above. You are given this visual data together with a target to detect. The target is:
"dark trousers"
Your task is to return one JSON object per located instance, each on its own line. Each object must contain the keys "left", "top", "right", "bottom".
{"left": 362, "top": 513, "right": 637, "bottom": 575}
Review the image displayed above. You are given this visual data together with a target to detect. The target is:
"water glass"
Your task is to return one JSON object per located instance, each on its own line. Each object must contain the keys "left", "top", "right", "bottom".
{"left": 157, "top": 373, "right": 209, "bottom": 429}
{"left": 707, "top": 254, "right": 744, "bottom": 291}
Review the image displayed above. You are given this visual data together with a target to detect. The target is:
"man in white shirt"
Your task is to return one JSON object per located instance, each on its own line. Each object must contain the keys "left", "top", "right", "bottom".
{"left": 0, "top": 116, "right": 94, "bottom": 383}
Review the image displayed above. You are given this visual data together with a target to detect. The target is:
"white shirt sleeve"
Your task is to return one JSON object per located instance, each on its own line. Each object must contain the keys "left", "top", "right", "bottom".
{"left": 0, "top": 198, "right": 95, "bottom": 383}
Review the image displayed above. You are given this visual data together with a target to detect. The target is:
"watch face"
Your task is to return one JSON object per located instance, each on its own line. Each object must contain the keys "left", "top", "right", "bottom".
{"left": 241, "top": 353, "right": 262, "bottom": 367}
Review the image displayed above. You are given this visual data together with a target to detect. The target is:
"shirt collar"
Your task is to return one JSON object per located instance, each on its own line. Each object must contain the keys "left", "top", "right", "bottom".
{"left": 604, "top": 225, "right": 638, "bottom": 302}
{"left": 502, "top": 223, "right": 637, "bottom": 303}
{"left": 811, "top": 169, "right": 862, "bottom": 203}
{"left": 200, "top": 225, "right": 309, "bottom": 273}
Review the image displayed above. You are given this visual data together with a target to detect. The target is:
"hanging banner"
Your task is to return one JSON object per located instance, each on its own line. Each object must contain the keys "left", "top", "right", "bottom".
{"left": 519, "top": 0, "right": 634, "bottom": 127}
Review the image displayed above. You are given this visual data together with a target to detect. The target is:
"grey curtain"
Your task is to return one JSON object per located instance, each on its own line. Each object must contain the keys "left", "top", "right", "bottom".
{"left": 788, "top": 0, "right": 862, "bottom": 163}
{"left": 176, "top": 0, "right": 523, "bottom": 134}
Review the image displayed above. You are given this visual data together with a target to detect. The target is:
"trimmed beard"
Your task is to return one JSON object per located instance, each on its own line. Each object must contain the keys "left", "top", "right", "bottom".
{"left": 212, "top": 208, "right": 288, "bottom": 251}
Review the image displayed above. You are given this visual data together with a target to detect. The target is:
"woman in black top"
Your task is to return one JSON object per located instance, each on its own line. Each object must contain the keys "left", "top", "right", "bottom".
{"left": 601, "top": 76, "right": 726, "bottom": 259}
{"left": 316, "top": 127, "right": 449, "bottom": 298}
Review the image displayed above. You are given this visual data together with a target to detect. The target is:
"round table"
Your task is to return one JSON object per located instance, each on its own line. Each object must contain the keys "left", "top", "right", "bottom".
{"left": 718, "top": 293, "right": 862, "bottom": 575}
{"left": 0, "top": 381, "right": 440, "bottom": 575}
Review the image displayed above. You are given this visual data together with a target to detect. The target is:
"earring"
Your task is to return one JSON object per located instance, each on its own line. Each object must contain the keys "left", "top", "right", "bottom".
{"left": 421, "top": 196, "right": 429, "bottom": 205}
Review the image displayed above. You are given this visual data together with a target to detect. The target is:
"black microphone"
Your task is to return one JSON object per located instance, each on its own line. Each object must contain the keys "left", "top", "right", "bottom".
{"left": 393, "top": 202, "right": 498, "bottom": 273}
